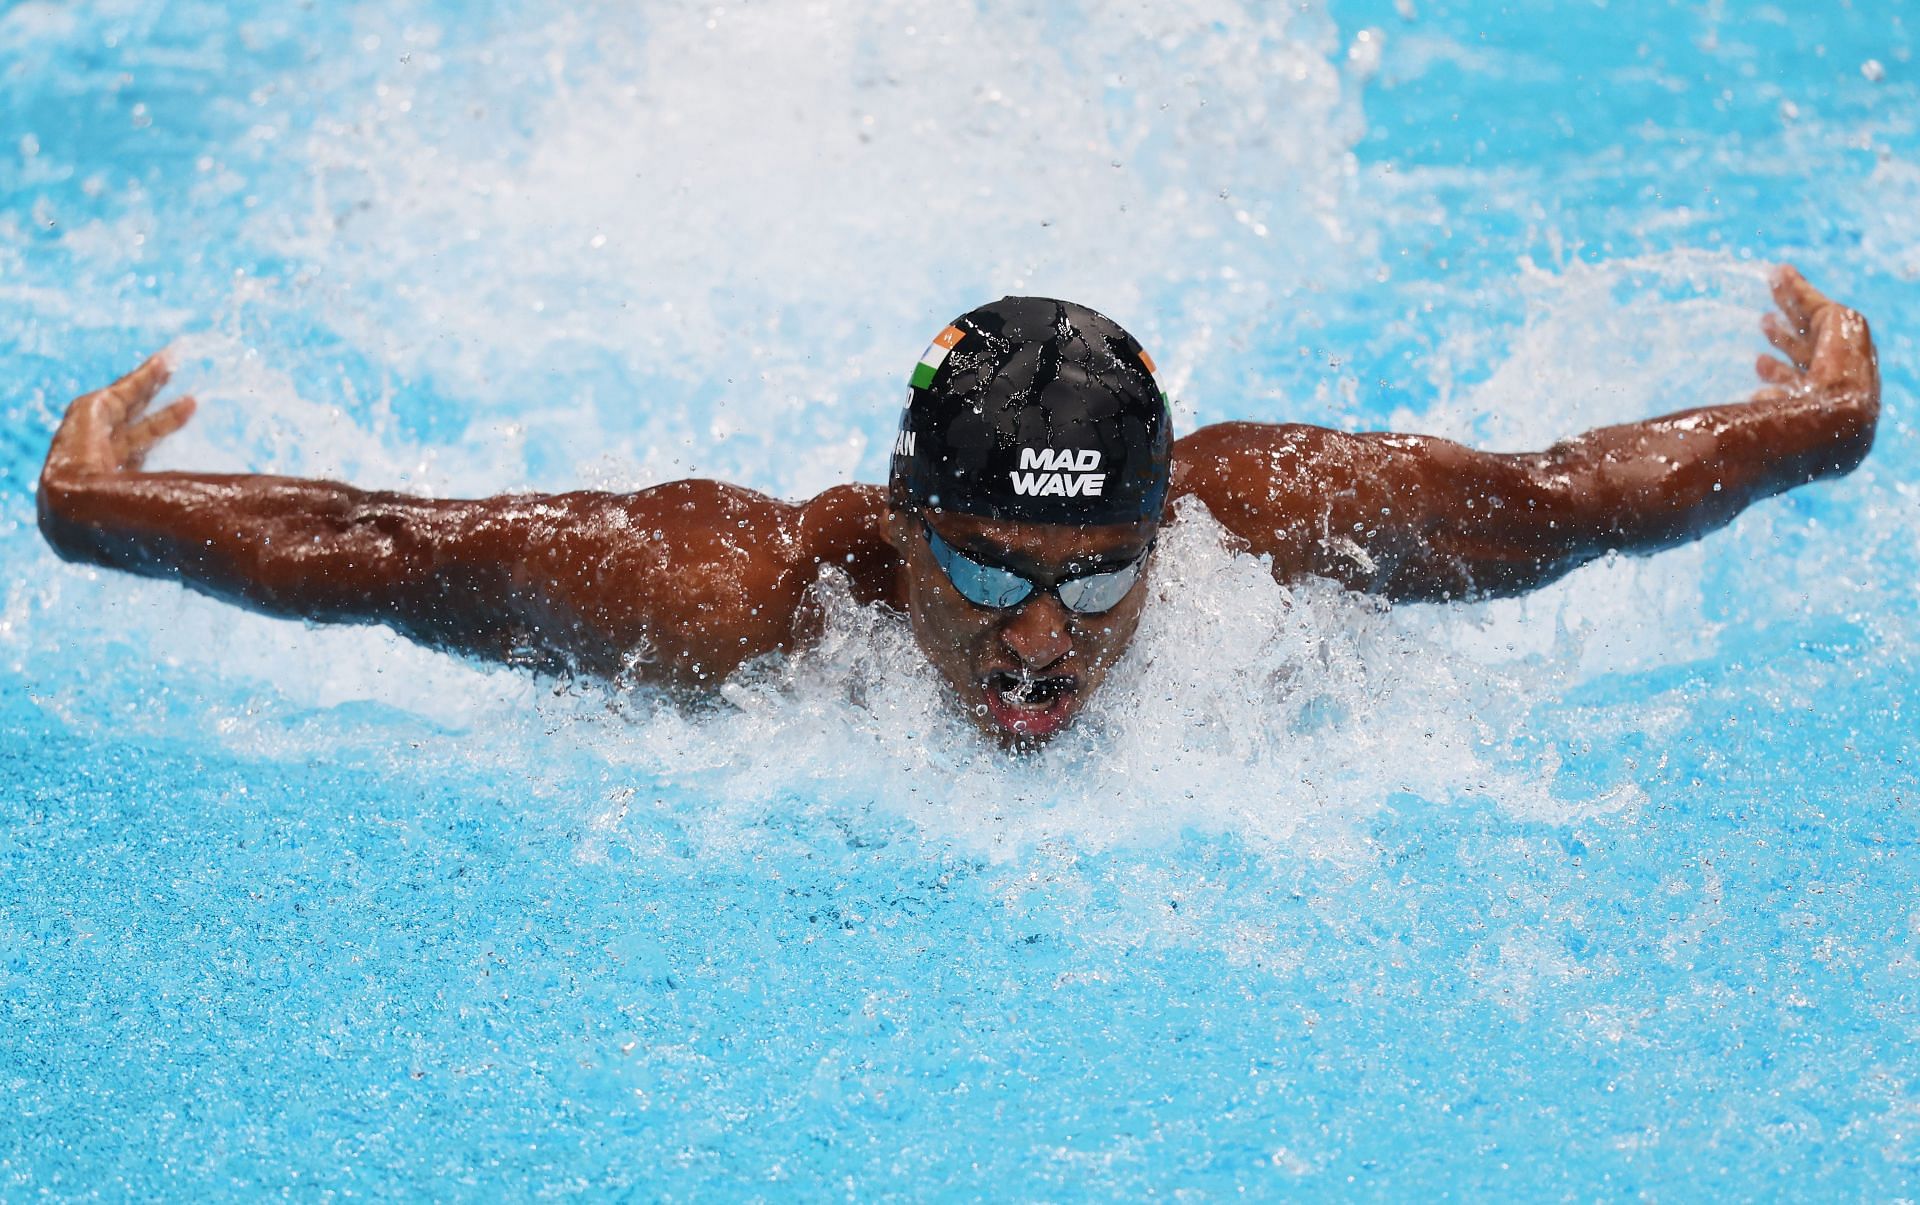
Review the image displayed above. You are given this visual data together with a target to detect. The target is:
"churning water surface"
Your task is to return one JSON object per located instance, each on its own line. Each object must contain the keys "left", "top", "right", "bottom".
{"left": 2, "top": 0, "right": 1918, "bottom": 1195}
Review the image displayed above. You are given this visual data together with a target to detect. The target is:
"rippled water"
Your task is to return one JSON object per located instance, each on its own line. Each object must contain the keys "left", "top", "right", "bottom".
{"left": 3, "top": 0, "right": 1917, "bottom": 1195}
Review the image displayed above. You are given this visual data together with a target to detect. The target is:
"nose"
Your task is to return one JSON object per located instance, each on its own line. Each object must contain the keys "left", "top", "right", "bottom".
{"left": 999, "top": 593, "right": 1072, "bottom": 671}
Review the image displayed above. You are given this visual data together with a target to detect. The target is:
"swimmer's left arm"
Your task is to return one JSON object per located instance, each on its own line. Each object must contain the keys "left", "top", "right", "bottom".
{"left": 1176, "top": 265, "right": 1880, "bottom": 601}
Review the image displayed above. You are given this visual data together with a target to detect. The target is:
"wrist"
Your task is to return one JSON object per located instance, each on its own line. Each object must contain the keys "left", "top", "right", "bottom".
{"left": 1827, "top": 389, "right": 1879, "bottom": 476}
{"left": 36, "top": 472, "right": 93, "bottom": 563}
{"left": 36, "top": 470, "right": 126, "bottom": 566}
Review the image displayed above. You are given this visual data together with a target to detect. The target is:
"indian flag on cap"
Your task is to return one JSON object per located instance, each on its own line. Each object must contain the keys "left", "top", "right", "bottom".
{"left": 1137, "top": 347, "right": 1168, "bottom": 405}
{"left": 910, "top": 325, "right": 965, "bottom": 390}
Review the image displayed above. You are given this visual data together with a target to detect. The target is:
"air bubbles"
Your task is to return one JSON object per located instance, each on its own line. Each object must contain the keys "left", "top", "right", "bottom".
{"left": 1346, "top": 28, "right": 1384, "bottom": 81}
{"left": 1862, "top": 59, "right": 1886, "bottom": 83}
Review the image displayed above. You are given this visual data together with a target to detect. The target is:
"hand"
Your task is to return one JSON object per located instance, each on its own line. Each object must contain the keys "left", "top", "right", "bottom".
{"left": 40, "top": 352, "right": 197, "bottom": 486}
{"left": 1756, "top": 264, "right": 1880, "bottom": 414}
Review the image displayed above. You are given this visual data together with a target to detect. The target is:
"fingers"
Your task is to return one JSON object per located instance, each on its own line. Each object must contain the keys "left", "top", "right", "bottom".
{"left": 1764, "top": 265, "right": 1879, "bottom": 400}
{"left": 98, "top": 350, "right": 173, "bottom": 423}
{"left": 113, "top": 396, "right": 196, "bottom": 470}
{"left": 1756, "top": 354, "right": 1807, "bottom": 389}
{"left": 45, "top": 351, "right": 189, "bottom": 481}
{"left": 1770, "top": 263, "right": 1833, "bottom": 333}
{"left": 1762, "top": 312, "right": 1814, "bottom": 368}
{"left": 1765, "top": 267, "right": 1822, "bottom": 378}
{"left": 124, "top": 395, "right": 196, "bottom": 446}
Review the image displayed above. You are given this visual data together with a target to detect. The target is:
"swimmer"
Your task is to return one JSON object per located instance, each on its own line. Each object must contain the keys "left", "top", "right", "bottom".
{"left": 37, "top": 266, "right": 1879, "bottom": 745}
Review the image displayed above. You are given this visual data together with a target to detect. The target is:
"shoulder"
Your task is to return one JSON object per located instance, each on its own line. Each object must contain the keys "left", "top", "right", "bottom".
{"left": 797, "top": 483, "right": 902, "bottom": 609}
{"left": 612, "top": 477, "right": 799, "bottom": 525}
{"left": 1164, "top": 422, "right": 1450, "bottom": 586}
{"left": 1168, "top": 422, "right": 1345, "bottom": 519}
{"left": 1172, "top": 421, "right": 1329, "bottom": 476}
{"left": 589, "top": 480, "right": 891, "bottom": 573}
{"left": 797, "top": 482, "right": 888, "bottom": 531}
{"left": 581, "top": 479, "right": 899, "bottom": 609}
{"left": 1171, "top": 421, "right": 1472, "bottom": 501}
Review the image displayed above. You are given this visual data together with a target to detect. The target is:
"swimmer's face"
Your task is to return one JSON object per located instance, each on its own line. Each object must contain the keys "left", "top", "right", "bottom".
{"left": 884, "top": 507, "right": 1157, "bottom": 747}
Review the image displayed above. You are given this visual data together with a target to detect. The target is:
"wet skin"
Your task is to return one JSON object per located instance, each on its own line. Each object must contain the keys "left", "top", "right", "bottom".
{"left": 38, "top": 266, "right": 1882, "bottom": 744}
{"left": 882, "top": 509, "right": 1156, "bottom": 745}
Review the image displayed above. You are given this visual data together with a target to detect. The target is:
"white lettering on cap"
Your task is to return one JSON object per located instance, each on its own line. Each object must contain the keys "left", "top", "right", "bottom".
{"left": 1010, "top": 447, "right": 1105, "bottom": 497}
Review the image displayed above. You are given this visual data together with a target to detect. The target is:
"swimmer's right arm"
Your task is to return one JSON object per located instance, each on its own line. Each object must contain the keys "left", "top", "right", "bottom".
{"left": 36, "top": 354, "right": 899, "bottom": 686}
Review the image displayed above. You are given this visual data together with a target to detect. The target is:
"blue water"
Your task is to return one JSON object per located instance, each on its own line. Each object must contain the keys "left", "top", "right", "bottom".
{"left": 3, "top": 0, "right": 1917, "bottom": 1195}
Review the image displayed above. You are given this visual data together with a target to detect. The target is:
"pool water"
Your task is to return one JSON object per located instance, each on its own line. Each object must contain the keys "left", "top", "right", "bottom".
{"left": 3, "top": 0, "right": 1917, "bottom": 1195}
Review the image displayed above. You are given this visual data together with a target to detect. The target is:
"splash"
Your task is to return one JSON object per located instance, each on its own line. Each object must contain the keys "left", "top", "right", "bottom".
{"left": 9, "top": 0, "right": 1881, "bottom": 864}
{"left": 562, "top": 493, "right": 1663, "bottom": 865}
{"left": 234, "top": 0, "right": 1371, "bottom": 495}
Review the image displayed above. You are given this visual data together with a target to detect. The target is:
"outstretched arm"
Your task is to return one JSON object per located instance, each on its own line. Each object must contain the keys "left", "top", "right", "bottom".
{"left": 1173, "top": 265, "right": 1880, "bottom": 601}
{"left": 36, "top": 355, "right": 898, "bottom": 686}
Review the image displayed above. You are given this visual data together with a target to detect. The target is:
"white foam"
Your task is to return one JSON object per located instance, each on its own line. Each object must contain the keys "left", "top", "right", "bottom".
{"left": 232, "top": 0, "right": 1368, "bottom": 496}
{"left": 576, "top": 497, "right": 1654, "bottom": 860}
{"left": 20, "top": 0, "right": 1890, "bottom": 862}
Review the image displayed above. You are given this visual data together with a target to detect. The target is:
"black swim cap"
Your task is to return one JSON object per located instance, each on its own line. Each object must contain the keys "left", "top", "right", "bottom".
{"left": 888, "top": 297, "right": 1172, "bottom": 526}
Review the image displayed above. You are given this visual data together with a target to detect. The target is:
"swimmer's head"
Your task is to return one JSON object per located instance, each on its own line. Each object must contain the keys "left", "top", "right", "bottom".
{"left": 888, "top": 297, "right": 1171, "bottom": 523}
{"left": 883, "top": 298, "right": 1172, "bottom": 746}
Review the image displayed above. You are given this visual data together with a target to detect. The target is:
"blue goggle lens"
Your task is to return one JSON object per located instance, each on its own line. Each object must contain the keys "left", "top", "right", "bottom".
{"left": 923, "top": 523, "right": 1148, "bottom": 616}
{"left": 1055, "top": 560, "right": 1147, "bottom": 613}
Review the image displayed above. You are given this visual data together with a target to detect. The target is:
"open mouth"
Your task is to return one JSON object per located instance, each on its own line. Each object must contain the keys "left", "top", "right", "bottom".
{"left": 980, "top": 670, "right": 1080, "bottom": 739}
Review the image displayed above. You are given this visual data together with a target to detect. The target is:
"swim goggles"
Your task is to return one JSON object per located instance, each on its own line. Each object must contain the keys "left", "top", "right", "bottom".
{"left": 922, "top": 520, "right": 1152, "bottom": 615}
